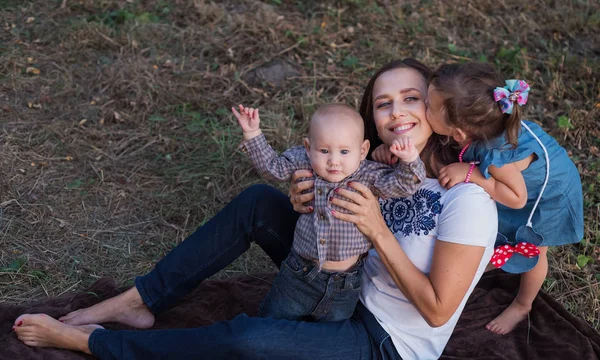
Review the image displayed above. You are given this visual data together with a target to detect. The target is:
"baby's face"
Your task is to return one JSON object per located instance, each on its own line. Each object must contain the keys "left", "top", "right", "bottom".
{"left": 305, "top": 114, "right": 369, "bottom": 183}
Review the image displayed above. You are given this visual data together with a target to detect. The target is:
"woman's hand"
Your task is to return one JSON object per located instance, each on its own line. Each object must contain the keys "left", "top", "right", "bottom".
{"left": 289, "top": 169, "right": 315, "bottom": 213}
{"left": 330, "top": 181, "right": 388, "bottom": 241}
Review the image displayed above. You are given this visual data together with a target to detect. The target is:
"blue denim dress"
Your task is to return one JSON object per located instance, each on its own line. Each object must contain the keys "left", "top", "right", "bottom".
{"left": 463, "top": 120, "right": 584, "bottom": 273}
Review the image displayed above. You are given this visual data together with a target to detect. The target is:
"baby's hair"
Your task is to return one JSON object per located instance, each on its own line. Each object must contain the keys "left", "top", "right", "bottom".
{"left": 430, "top": 62, "right": 523, "bottom": 147}
{"left": 309, "top": 103, "right": 364, "bottom": 138}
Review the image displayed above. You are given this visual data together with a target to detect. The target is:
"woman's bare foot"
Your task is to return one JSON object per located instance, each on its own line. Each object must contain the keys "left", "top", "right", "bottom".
{"left": 59, "top": 287, "right": 155, "bottom": 329}
{"left": 13, "top": 314, "right": 101, "bottom": 354}
{"left": 486, "top": 301, "right": 531, "bottom": 335}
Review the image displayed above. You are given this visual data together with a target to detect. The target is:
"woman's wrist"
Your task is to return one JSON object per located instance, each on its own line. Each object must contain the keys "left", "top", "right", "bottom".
{"left": 369, "top": 223, "right": 393, "bottom": 247}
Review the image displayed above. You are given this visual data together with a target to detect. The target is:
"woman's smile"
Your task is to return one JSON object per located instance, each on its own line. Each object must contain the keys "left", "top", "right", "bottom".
{"left": 388, "top": 122, "right": 417, "bottom": 135}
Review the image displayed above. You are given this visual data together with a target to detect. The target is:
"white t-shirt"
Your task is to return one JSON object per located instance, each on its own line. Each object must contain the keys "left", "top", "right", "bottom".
{"left": 360, "top": 179, "right": 497, "bottom": 360}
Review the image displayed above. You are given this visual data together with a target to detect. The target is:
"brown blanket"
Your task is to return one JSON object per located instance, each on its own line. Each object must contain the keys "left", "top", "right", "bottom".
{"left": 1, "top": 270, "right": 599, "bottom": 359}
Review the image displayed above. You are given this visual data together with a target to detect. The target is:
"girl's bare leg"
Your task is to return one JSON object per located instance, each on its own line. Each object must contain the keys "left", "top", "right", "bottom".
{"left": 486, "top": 246, "right": 548, "bottom": 335}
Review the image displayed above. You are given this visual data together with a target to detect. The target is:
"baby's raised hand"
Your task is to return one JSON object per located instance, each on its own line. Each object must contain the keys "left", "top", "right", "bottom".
{"left": 390, "top": 137, "right": 419, "bottom": 163}
{"left": 232, "top": 104, "right": 261, "bottom": 140}
{"left": 372, "top": 143, "right": 398, "bottom": 165}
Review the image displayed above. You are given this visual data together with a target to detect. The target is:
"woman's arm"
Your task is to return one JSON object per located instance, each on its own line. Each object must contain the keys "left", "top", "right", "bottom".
{"left": 439, "top": 162, "right": 527, "bottom": 209}
{"left": 331, "top": 182, "right": 487, "bottom": 327}
{"left": 369, "top": 230, "right": 484, "bottom": 327}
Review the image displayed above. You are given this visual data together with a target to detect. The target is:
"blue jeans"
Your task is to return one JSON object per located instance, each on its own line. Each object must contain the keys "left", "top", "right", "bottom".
{"left": 259, "top": 249, "right": 363, "bottom": 322}
{"left": 87, "top": 184, "right": 401, "bottom": 360}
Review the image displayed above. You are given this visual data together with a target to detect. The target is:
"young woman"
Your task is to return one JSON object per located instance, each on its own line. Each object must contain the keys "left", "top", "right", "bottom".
{"left": 14, "top": 59, "right": 498, "bottom": 360}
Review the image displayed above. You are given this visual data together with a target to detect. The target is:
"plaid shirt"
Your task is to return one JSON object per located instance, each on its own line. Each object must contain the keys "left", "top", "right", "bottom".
{"left": 241, "top": 133, "right": 426, "bottom": 266}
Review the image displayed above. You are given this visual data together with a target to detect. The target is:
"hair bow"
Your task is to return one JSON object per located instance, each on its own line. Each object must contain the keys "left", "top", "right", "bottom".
{"left": 493, "top": 79, "right": 530, "bottom": 114}
{"left": 491, "top": 242, "right": 540, "bottom": 269}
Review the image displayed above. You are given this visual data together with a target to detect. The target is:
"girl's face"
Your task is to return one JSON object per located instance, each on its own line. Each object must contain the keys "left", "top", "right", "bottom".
{"left": 425, "top": 85, "right": 454, "bottom": 136}
{"left": 371, "top": 68, "right": 432, "bottom": 152}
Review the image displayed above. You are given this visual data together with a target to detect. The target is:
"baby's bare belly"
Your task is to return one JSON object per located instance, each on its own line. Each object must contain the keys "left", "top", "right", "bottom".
{"left": 320, "top": 254, "right": 361, "bottom": 272}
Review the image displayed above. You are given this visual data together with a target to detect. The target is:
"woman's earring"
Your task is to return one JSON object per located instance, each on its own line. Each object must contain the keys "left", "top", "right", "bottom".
{"left": 440, "top": 135, "right": 452, "bottom": 146}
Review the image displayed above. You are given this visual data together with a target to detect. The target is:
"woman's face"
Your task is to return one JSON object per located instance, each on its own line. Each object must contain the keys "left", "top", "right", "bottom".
{"left": 425, "top": 85, "right": 454, "bottom": 136}
{"left": 371, "top": 68, "right": 432, "bottom": 152}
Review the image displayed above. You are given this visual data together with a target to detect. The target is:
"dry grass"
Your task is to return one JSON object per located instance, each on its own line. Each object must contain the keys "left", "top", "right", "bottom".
{"left": 0, "top": 0, "right": 599, "bottom": 328}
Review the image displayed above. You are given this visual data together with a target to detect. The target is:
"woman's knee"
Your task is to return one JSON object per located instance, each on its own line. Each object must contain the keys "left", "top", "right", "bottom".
{"left": 241, "top": 184, "right": 286, "bottom": 204}
{"left": 239, "top": 184, "right": 294, "bottom": 221}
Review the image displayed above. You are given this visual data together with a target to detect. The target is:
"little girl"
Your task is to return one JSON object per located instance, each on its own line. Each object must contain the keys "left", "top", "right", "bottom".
{"left": 374, "top": 62, "right": 584, "bottom": 335}
{"left": 426, "top": 62, "right": 584, "bottom": 335}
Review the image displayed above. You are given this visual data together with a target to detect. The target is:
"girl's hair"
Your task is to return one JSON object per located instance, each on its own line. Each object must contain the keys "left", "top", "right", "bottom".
{"left": 359, "top": 58, "right": 457, "bottom": 176}
{"left": 429, "top": 62, "right": 522, "bottom": 147}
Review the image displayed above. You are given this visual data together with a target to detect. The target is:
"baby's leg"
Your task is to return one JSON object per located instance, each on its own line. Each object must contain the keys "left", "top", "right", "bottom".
{"left": 259, "top": 253, "right": 322, "bottom": 321}
{"left": 486, "top": 246, "right": 548, "bottom": 335}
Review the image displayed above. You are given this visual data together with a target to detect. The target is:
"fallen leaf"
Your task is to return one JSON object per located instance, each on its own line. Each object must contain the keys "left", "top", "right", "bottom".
{"left": 113, "top": 111, "right": 123, "bottom": 122}
{"left": 99, "top": 118, "right": 105, "bottom": 125}
{"left": 78, "top": 118, "right": 87, "bottom": 126}
{"left": 26, "top": 17, "right": 35, "bottom": 23}
{"left": 27, "top": 57, "right": 34, "bottom": 63}
{"left": 27, "top": 102, "right": 42, "bottom": 109}
{"left": 30, "top": 162, "right": 35, "bottom": 167}
{"left": 152, "top": 64, "right": 159, "bottom": 70}
{"left": 65, "top": 156, "right": 73, "bottom": 161}
{"left": 56, "top": 219, "right": 67, "bottom": 228}
{"left": 90, "top": 100, "right": 96, "bottom": 105}
{"left": 26, "top": 66, "right": 40, "bottom": 75}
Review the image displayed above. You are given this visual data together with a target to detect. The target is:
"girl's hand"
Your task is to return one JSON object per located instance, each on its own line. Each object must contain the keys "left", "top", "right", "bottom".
{"left": 330, "top": 181, "right": 388, "bottom": 240}
{"left": 438, "top": 162, "right": 471, "bottom": 189}
{"left": 289, "top": 169, "right": 315, "bottom": 213}
{"left": 390, "top": 137, "right": 419, "bottom": 163}
{"left": 231, "top": 104, "right": 261, "bottom": 140}
{"left": 372, "top": 144, "right": 398, "bottom": 165}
